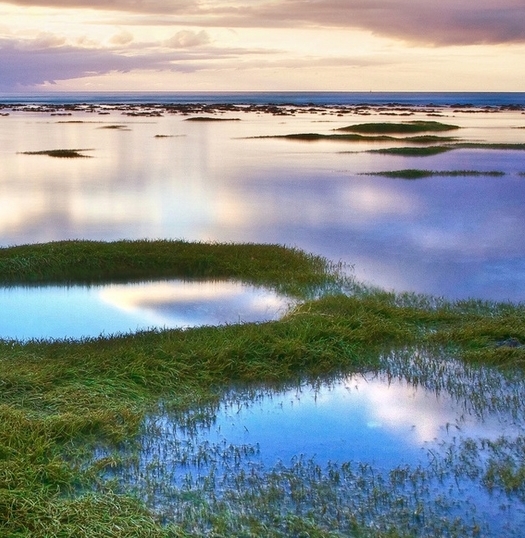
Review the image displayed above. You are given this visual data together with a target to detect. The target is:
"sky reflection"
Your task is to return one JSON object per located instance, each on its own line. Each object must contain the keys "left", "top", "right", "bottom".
{"left": 0, "top": 280, "right": 293, "bottom": 341}
{"left": 188, "top": 368, "right": 525, "bottom": 470}
{"left": 1, "top": 108, "right": 525, "bottom": 300}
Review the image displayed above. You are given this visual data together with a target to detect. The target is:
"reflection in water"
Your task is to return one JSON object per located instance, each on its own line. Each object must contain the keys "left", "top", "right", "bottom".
{"left": 1, "top": 109, "right": 525, "bottom": 300}
{"left": 0, "top": 280, "right": 293, "bottom": 340}
{"left": 102, "top": 353, "right": 525, "bottom": 536}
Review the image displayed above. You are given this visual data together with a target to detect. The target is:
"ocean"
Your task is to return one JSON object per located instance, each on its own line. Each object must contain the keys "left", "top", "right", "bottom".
{"left": 1, "top": 91, "right": 524, "bottom": 106}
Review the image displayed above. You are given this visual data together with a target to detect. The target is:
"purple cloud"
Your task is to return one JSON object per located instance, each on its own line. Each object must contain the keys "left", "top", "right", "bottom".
{"left": 0, "top": 36, "right": 279, "bottom": 89}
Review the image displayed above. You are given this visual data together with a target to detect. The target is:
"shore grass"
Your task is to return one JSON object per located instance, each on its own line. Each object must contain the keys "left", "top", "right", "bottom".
{"left": 1, "top": 240, "right": 525, "bottom": 536}
{"left": 363, "top": 169, "right": 506, "bottom": 179}
{"left": 0, "top": 239, "right": 339, "bottom": 297}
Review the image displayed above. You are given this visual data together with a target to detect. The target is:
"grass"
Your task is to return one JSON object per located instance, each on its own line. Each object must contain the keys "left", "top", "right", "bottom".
{"left": 367, "top": 146, "right": 455, "bottom": 156}
{"left": 363, "top": 169, "right": 506, "bottom": 179}
{"left": 336, "top": 121, "right": 460, "bottom": 134}
{"left": 19, "top": 149, "right": 93, "bottom": 158}
{"left": 97, "top": 125, "right": 129, "bottom": 130}
{"left": 0, "top": 239, "right": 339, "bottom": 297}
{"left": 253, "top": 133, "right": 457, "bottom": 144}
{"left": 1, "top": 240, "right": 525, "bottom": 536}
{"left": 185, "top": 117, "right": 240, "bottom": 122}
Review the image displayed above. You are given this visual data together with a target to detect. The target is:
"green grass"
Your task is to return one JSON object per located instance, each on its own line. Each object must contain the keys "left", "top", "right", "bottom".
{"left": 1, "top": 240, "right": 525, "bottom": 536}
{"left": 336, "top": 121, "right": 460, "bottom": 134}
{"left": 0, "top": 239, "right": 340, "bottom": 298}
{"left": 365, "top": 143, "right": 525, "bottom": 157}
{"left": 253, "top": 133, "right": 457, "bottom": 144}
{"left": 367, "top": 146, "right": 455, "bottom": 156}
{"left": 19, "top": 149, "right": 93, "bottom": 158}
{"left": 363, "top": 169, "right": 506, "bottom": 179}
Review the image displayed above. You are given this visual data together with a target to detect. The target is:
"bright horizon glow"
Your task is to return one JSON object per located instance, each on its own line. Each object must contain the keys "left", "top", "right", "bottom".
{"left": 0, "top": 1, "right": 524, "bottom": 92}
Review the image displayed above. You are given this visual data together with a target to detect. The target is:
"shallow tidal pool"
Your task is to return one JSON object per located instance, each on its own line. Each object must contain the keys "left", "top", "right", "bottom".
{"left": 0, "top": 279, "right": 294, "bottom": 340}
{"left": 100, "top": 351, "right": 525, "bottom": 537}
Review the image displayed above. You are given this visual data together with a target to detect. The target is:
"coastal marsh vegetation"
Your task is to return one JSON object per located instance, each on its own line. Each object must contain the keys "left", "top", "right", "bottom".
{"left": 364, "top": 142, "right": 525, "bottom": 157}
{"left": 1, "top": 240, "right": 525, "bottom": 537}
{"left": 335, "top": 121, "right": 461, "bottom": 134}
{"left": 253, "top": 133, "right": 458, "bottom": 144}
{"left": 363, "top": 169, "right": 506, "bottom": 180}
{"left": 19, "top": 149, "right": 93, "bottom": 158}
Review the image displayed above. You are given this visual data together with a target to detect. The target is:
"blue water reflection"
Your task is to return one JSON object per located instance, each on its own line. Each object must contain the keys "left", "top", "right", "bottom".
{"left": 0, "top": 280, "right": 293, "bottom": 341}
{"left": 108, "top": 356, "right": 525, "bottom": 536}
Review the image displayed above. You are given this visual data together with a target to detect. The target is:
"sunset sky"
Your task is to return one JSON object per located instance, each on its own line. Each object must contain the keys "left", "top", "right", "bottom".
{"left": 1, "top": 0, "right": 524, "bottom": 92}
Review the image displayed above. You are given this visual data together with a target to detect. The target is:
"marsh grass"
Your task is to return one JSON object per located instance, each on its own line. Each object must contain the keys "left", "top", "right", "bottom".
{"left": 362, "top": 142, "right": 525, "bottom": 158}
{"left": 2, "top": 240, "right": 525, "bottom": 536}
{"left": 185, "top": 117, "right": 240, "bottom": 122}
{"left": 20, "top": 149, "right": 93, "bottom": 158}
{"left": 335, "top": 121, "right": 460, "bottom": 134}
{"left": 367, "top": 146, "right": 455, "bottom": 156}
{"left": 253, "top": 133, "right": 457, "bottom": 144}
{"left": 98, "top": 125, "right": 129, "bottom": 130}
{"left": 363, "top": 169, "right": 506, "bottom": 180}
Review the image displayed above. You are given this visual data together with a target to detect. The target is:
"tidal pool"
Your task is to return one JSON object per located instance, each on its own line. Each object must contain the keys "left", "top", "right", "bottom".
{"left": 101, "top": 351, "right": 525, "bottom": 536}
{"left": 0, "top": 279, "right": 294, "bottom": 340}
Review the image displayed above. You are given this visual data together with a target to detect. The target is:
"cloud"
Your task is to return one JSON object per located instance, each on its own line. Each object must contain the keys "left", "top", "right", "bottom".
{"left": 3, "top": 1, "right": 524, "bottom": 45}
{"left": 109, "top": 30, "right": 134, "bottom": 45}
{"left": 1, "top": 0, "right": 197, "bottom": 13}
{"left": 17, "top": 32, "right": 66, "bottom": 49}
{"left": 164, "top": 29, "right": 209, "bottom": 48}
{"left": 0, "top": 38, "right": 187, "bottom": 88}
{"left": 0, "top": 34, "right": 277, "bottom": 89}
{"left": 191, "top": 0, "right": 525, "bottom": 46}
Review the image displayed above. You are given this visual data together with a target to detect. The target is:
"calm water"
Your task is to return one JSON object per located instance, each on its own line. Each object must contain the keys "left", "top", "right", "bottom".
{"left": 1, "top": 96, "right": 525, "bottom": 304}
{"left": 105, "top": 352, "right": 525, "bottom": 536}
{"left": 3, "top": 94, "right": 524, "bottom": 535}
{"left": 2, "top": 91, "right": 525, "bottom": 106}
{"left": 0, "top": 280, "right": 292, "bottom": 340}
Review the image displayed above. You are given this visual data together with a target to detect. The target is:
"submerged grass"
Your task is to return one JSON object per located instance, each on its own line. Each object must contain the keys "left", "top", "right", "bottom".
{"left": 1, "top": 240, "right": 525, "bottom": 536}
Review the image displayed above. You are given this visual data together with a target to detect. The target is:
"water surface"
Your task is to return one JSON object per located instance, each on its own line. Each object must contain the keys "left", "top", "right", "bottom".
{"left": 104, "top": 352, "right": 525, "bottom": 536}
{"left": 1, "top": 103, "right": 524, "bottom": 301}
{"left": 0, "top": 280, "right": 293, "bottom": 340}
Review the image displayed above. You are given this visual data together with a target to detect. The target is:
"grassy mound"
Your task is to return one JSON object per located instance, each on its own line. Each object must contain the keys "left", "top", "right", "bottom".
{"left": 336, "top": 121, "right": 460, "bottom": 134}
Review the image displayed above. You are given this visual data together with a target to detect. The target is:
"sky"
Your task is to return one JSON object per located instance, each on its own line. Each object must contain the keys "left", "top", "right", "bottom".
{"left": 0, "top": 0, "right": 524, "bottom": 92}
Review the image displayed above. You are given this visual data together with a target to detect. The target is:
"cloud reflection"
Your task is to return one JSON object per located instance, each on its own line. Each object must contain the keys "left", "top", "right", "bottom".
{"left": 98, "top": 280, "right": 293, "bottom": 328}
